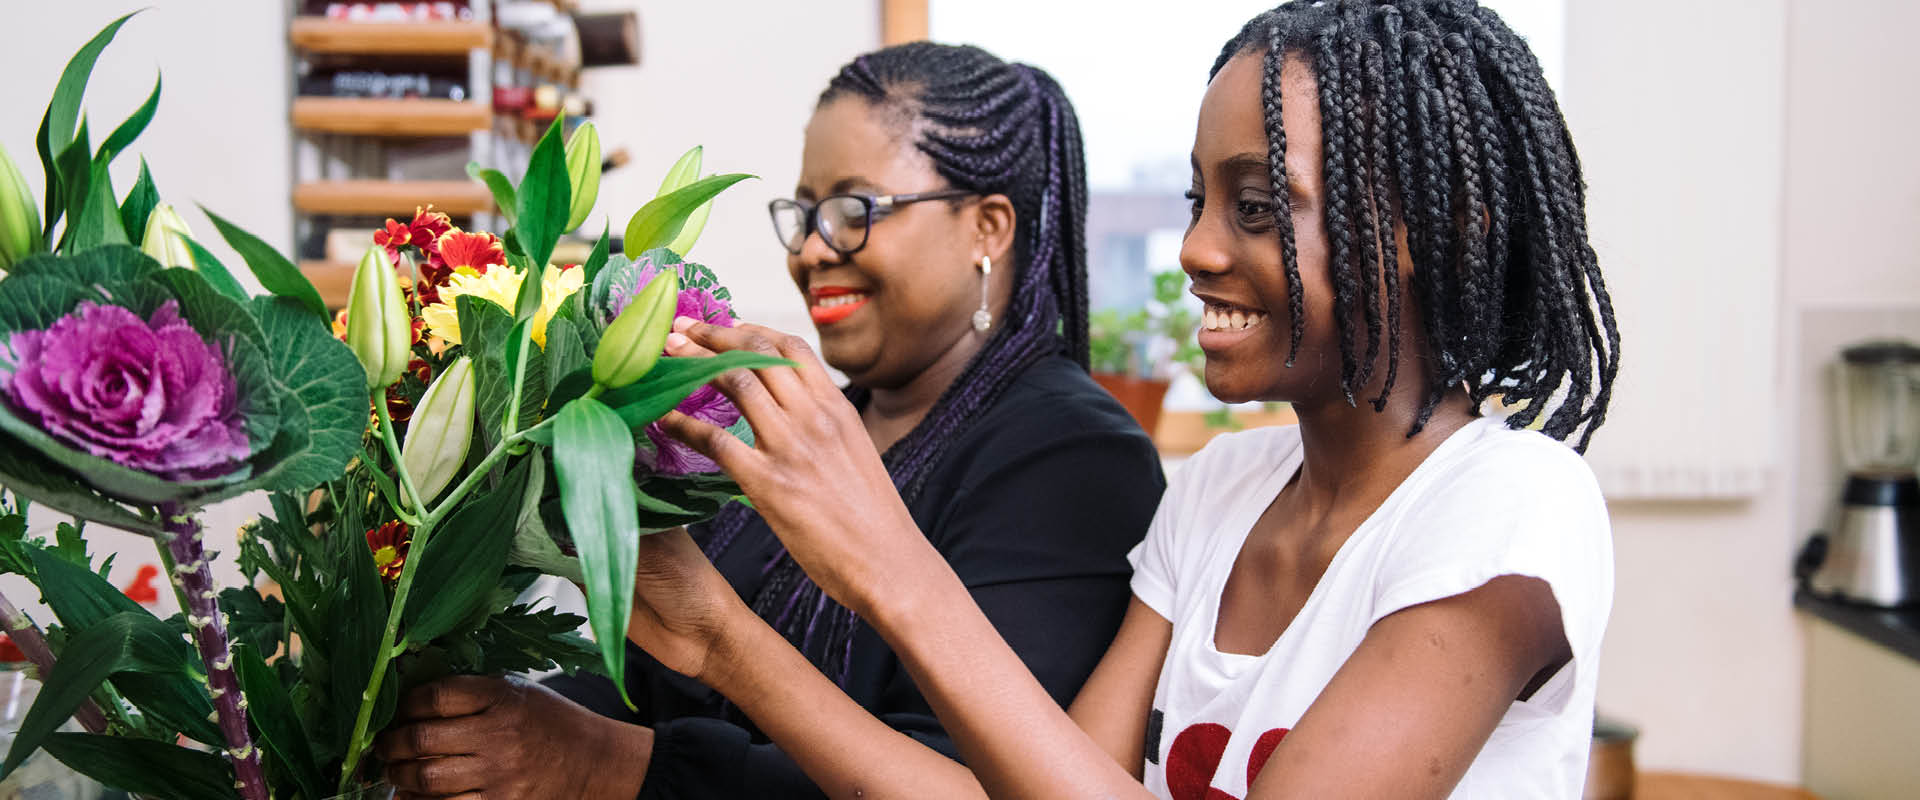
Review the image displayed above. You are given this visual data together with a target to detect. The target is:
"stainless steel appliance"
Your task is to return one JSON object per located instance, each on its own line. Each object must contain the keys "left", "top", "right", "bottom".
{"left": 1806, "top": 340, "right": 1920, "bottom": 607}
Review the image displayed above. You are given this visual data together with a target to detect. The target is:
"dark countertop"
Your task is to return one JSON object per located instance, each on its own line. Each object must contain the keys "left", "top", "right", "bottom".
{"left": 1794, "top": 586, "right": 1920, "bottom": 663}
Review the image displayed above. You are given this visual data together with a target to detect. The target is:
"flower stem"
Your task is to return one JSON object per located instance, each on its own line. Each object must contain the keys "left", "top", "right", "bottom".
{"left": 0, "top": 591, "right": 108, "bottom": 734}
{"left": 157, "top": 504, "right": 267, "bottom": 800}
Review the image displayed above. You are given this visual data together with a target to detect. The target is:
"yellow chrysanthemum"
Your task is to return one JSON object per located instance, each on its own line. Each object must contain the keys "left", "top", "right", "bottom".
{"left": 420, "top": 265, "right": 583, "bottom": 348}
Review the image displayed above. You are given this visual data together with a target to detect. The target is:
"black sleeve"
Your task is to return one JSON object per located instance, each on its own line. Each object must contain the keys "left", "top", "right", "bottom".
{"left": 635, "top": 430, "right": 1163, "bottom": 799}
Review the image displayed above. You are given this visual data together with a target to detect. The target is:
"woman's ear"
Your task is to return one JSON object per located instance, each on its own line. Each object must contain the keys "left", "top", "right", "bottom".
{"left": 972, "top": 193, "right": 1018, "bottom": 266}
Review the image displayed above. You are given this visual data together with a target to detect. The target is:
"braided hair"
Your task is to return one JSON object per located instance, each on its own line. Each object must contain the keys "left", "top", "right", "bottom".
{"left": 698, "top": 42, "right": 1090, "bottom": 685}
{"left": 1216, "top": 0, "right": 1619, "bottom": 450}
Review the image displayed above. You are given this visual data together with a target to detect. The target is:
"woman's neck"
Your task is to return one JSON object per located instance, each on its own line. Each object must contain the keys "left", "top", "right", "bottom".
{"left": 860, "top": 328, "right": 988, "bottom": 454}
{"left": 1287, "top": 381, "right": 1477, "bottom": 515}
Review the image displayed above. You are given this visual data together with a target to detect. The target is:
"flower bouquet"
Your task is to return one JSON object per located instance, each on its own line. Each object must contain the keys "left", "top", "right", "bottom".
{"left": 0, "top": 15, "right": 773, "bottom": 799}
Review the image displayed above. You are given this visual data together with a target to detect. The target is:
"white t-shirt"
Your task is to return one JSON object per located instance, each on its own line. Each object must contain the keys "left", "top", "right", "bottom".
{"left": 1128, "top": 417, "right": 1613, "bottom": 800}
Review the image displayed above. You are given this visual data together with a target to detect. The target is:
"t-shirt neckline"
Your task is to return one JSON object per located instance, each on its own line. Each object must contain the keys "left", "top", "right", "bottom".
{"left": 1200, "top": 416, "right": 1497, "bottom": 662}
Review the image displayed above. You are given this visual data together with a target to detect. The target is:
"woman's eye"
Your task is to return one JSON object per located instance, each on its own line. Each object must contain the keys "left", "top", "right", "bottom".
{"left": 1183, "top": 190, "right": 1204, "bottom": 221}
{"left": 1236, "top": 196, "right": 1276, "bottom": 224}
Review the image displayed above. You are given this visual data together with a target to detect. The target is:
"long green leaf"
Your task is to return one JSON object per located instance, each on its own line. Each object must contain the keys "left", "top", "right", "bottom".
{"left": 552, "top": 398, "right": 641, "bottom": 707}
{"left": 2, "top": 612, "right": 192, "bottom": 776}
{"left": 201, "top": 206, "right": 326, "bottom": 317}
{"left": 403, "top": 460, "right": 532, "bottom": 642}
{"left": 182, "top": 236, "right": 251, "bottom": 302}
{"left": 515, "top": 116, "right": 572, "bottom": 272}
{"left": 36, "top": 12, "right": 138, "bottom": 237}
{"left": 66, "top": 152, "right": 129, "bottom": 250}
{"left": 234, "top": 643, "right": 325, "bottom": 800}
{"left": 330, "top": 517, "right": 389, "bottom": 753}
{"left": 622, "top": 174, "right": 755, "bottom": 256}
{"left": 32, "top": 549, "right": 145, "bottom": 629}
{"left": 53, "top": 121, "right": 93, "bottom": 251}
{"left": 602, "top": 352, "right": 794, "bottom": 429}
{"left": 43, "top": 733, "right": 234, "bottom": 799}
{"left": 581, "top": 220, "right": 612, "bottom": 283}
{"left": 466, "top": 161, "right": 517, "bottom": 225}
{"left": 118, "top": 158, "right": 158, "bottom": 246}
{"left": 100, "top": 72, "right": 161, "bottom": 161}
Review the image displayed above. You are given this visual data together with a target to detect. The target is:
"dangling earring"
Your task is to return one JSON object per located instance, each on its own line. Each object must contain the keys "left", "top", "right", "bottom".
{"left": 971, "top": 256, "right": 993, "bottom": 333}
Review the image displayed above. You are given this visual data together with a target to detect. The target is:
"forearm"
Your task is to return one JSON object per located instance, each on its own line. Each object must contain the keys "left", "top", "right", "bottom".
{"left": 702, "top": 610, "right": 986, "bottom": 800}
{"left": 863, "top": 550, "right": 1151, "bottom": 799}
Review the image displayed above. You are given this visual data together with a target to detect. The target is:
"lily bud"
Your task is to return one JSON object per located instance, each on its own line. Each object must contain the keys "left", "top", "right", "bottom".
{"left": 400, "top": 356, "right": 475, "bottom": 505}
{"left": 564, "top": 122, "right": 601, "bottom": 232}
{"left": 657, "top": 145, "right": 711, "bottom": 257}
{"left": 0, "top": 143, "right": 43, "bottom": 272}
{"left": 592, "top": 270, "right": 678, "bottom": 390}
{"left": 139, "top": 203, "right": 195, "bottom": 268}
{"left": 346, "top": 244, "right": 413, "bottom": 389}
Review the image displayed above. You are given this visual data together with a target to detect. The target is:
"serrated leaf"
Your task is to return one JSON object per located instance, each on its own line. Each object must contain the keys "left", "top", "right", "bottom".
{"left": 202, "top": 206, "right": 326, "bottom": 318}
{"left": 403, "top": 460, "right": 531, "bottom": 642}
{"left": 552, "top": 397, "right": 641, "bottom": 707}
{"left": 221, "top": 296, "right": 367, "bottom": 496}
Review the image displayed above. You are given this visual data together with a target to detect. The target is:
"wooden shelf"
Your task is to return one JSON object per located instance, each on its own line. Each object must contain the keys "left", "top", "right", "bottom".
{"left": 293, "top": 180, "right": 492, "bottom": 216}
{"left": 299, "top": 260, "right": 355, "bottom": 309}
{"left": 290, "top": 19, "right": 491, "bottom": 55}
{"left": 292, "top": 97, "right": 490, "bottom": 137}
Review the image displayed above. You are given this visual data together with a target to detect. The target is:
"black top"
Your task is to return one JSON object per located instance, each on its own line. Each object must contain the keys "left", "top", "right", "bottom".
{"left": 546, "top": 353, "right": 1167, "bottom": 799}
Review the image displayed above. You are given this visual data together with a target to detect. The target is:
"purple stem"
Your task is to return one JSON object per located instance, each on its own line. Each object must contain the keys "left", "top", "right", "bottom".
{"left": 0, "top": 591, "right": 108, "bottom": 733}
{"left": 158, "top": 504, "right": 267, "bottom": 800}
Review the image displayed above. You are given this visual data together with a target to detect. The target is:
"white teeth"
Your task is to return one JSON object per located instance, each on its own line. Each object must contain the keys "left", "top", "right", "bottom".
{"left": 815, "top": 293, "right": 868, "bottom": 308}
{"left": 1201, "top": 304, "right": 1267, "bottom": 332}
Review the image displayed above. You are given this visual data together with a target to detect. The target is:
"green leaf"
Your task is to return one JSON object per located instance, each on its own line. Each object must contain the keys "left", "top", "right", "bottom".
{"left": 100, "top": 72, "right": 161, "bottom": 162}
{"left": 403, "top": 460, "right": 532, "bottom": 642}
{"left": 181, "top": 235, "right": 252, "bottom": 303}
{"left": 330, "top": 515, "right": 388, "bottom": 752}
{"left": 505, "top": 456, "right": 580, "bottom": 581}
{"left": 201, "top": 206, "right": 326, "bottom": 318}
{"left": 219, "top": 586, "right": 285, "bottom": 658}
{"left": 513, "top": 259, "right": 544, "bottom": 322}
{"left": 552, "top": 397, "right": 641, "bottom": 707}
{"left": 223, "top": 296, "right": 367, "bottom": 497}
{"left": 234, "top": 643, "right": 326, "bottom": 800}
{"left": 601, "top": 352, "right": 794, "bottom": 429}
{"left": 582, "top": 221, "right": 612, "bottom": 283}
{"left": 32, "top": 546, "right": 147, "bottom": 629}
{"left": 466, "top": 161, "right": 517, "bottom": 225}
{"left": 460, "top": 296, "right": 545, "bottom": 451}
{"left": 42, "top": 733, "right": 234, "bottom": 800}
{"left": 1, "top": 241, "right": 158, "bottom": 294}
{"left": 0, "top": 442, "right": 164, "bottom": 537}
{"left": 622, "top": 174, "right": 755, "bottom": 257}
{"left": 118, "top": 158, "right": 158, "bottom": 246}
{"left": 53, "top": 120, "right": 95, "bottom": 251}
{"left": 516, "top": 116, "right": 572, "bottom": 273}
{"left": 36, "top": 12, "right": 138, "bottom": 237}
{"left": 2, "top": 611, "right": 192, "bottom": 776}
{"left": 65, "top": 152, "right": 129, "bottom": 250}
{"left": 113, "top": 670, "right": 221, "bottom": 746}
{"left": 543, "top": 316, "right": 589, "bottom": 398}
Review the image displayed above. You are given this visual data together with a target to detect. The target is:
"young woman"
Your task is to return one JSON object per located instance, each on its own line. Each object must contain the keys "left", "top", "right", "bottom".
{"left": 637, "top": 1, "right": 1621, "bottom": 798}
{"left": 374, "top": 44, "right": 1165, "bottom": 798}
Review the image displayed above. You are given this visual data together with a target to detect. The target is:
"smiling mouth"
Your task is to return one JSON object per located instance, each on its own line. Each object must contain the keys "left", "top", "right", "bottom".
{"left": 1201, "top": 303, "right": 1269, "bottom": 333}
{"left": 809, "top": 290, "right": 871, "bottom": 325}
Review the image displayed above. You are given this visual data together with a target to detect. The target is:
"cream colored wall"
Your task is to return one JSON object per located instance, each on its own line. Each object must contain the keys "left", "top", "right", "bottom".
{"left": 573, "top": 0, "right": 881, "bottom": 342}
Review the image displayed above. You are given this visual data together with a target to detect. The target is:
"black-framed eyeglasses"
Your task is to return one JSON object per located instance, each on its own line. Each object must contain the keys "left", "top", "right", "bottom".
{"left": 768, "top": 188, "right": 977, "bottom": 256}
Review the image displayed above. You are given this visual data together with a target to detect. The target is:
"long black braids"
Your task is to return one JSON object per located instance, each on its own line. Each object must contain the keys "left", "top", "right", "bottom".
{"left": 696, "top": 42, "right": 1091, "bottom": 686}
{"left": 1214, "top": 0, "right": 1620, "bottom": 450}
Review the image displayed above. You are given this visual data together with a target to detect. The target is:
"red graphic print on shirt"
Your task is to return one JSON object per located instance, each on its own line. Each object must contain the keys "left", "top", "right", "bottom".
{"left": 1164, "top": 723, "right": 1290, "bottom": 800}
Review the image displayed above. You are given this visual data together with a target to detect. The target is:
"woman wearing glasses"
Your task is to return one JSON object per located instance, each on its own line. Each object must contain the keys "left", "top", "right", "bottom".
{"left": 376, "top": 42, "right": 1166, "bottom": 799}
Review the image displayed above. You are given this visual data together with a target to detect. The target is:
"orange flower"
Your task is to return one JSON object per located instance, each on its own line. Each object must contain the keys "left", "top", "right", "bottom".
{"left": 408, "top": 206, "right": 453, "bottom": 253}
{"left": 365, "top": 520, "right": 412, "bottom": 581}
{"left": 332, "top": 309, "right": 350, "bottom": 342}
{"left": 437, "top": 230, "right": 506, "bottom": 276}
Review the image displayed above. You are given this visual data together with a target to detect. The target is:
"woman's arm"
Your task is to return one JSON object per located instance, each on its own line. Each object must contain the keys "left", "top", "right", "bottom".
{"left": 1068, "top": 598, "right": 1173, "bottom": 777}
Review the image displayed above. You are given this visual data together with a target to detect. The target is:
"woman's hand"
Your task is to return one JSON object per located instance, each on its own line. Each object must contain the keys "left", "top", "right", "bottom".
{"left": 376, "top": 675, "right": 651, "bottom": 799}
{"left": 656, "top": 318, "right": 938, "bottom": 618}
{"left": 623, "top": 527, "right": 756, "bottom": 683}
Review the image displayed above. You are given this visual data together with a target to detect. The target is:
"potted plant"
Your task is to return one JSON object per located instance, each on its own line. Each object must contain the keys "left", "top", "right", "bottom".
{"left": 1089, "top": 269, "right": 1202, "bottom": 438}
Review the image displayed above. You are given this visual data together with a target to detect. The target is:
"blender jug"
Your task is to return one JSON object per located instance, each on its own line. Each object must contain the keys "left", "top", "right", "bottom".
{"left": 1810, "top": 341, "right": 1920, "bottom": 606}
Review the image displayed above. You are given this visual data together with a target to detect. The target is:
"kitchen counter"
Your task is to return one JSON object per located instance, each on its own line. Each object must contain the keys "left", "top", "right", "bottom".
{"left": 1793, "top": 587, "right": 1920, "bottom": 664}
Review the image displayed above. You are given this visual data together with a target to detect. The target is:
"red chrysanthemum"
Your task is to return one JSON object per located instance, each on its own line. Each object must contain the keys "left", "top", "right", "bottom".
{"left": 373, "top": 219, "right": 411, "bottom": 250}
{"left": 365, "top": 521, "right": 412, "bottom": 581}
{"left": 437, "top": 230, "right": 506, "bottom": 275}
{"left": 407, "top": 206, "right": 453, "bottom": 253}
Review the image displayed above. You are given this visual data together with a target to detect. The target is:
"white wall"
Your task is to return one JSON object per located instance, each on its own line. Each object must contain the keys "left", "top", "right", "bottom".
{"left": 575, "top": 0, "right": 881, "bottom": 340}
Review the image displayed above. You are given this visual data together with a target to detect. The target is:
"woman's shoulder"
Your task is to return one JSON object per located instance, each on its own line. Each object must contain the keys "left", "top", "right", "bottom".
{"left": 1422, "top": 418, "right": 1604, "bottom": 507}
{"left": 971, "top": 355, "right": 1158, "bottom": 449}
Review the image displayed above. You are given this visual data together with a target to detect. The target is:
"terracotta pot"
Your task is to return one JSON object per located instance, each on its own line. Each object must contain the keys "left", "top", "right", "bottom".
{"left": 1091, "top": 372, "right": 1171, "bottom": 438}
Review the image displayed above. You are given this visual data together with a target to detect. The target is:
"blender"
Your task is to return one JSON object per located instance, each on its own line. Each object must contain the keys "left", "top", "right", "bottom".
{"left": 1807, "top": 340, "right": 1920, "bottom": 607}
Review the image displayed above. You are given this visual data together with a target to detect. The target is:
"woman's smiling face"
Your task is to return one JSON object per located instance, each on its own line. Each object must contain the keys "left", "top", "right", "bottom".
{"left": 1183, "top": 52, "right": 1348, "bottom": 407}
{"left": 785, "top": 97, "right": 991, "bottom": 391}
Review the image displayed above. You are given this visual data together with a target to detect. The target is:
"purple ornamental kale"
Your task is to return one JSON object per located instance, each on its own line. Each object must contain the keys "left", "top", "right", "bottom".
{"left": 607, "top": 260, "right": 742, "bottom": 477}
{"left": 1, "top": 300, "right": 250, "bottom": 480}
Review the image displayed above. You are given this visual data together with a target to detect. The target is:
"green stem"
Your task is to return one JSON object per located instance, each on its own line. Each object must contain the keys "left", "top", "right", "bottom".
{"left": 336, "top": 413, "right": 554, "bottom": 790}
{"left": 375, "top": 399, "right": 426, "bottom": 510}
{"left": 150, "top": 542, "right": 195, "bottom": 626}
